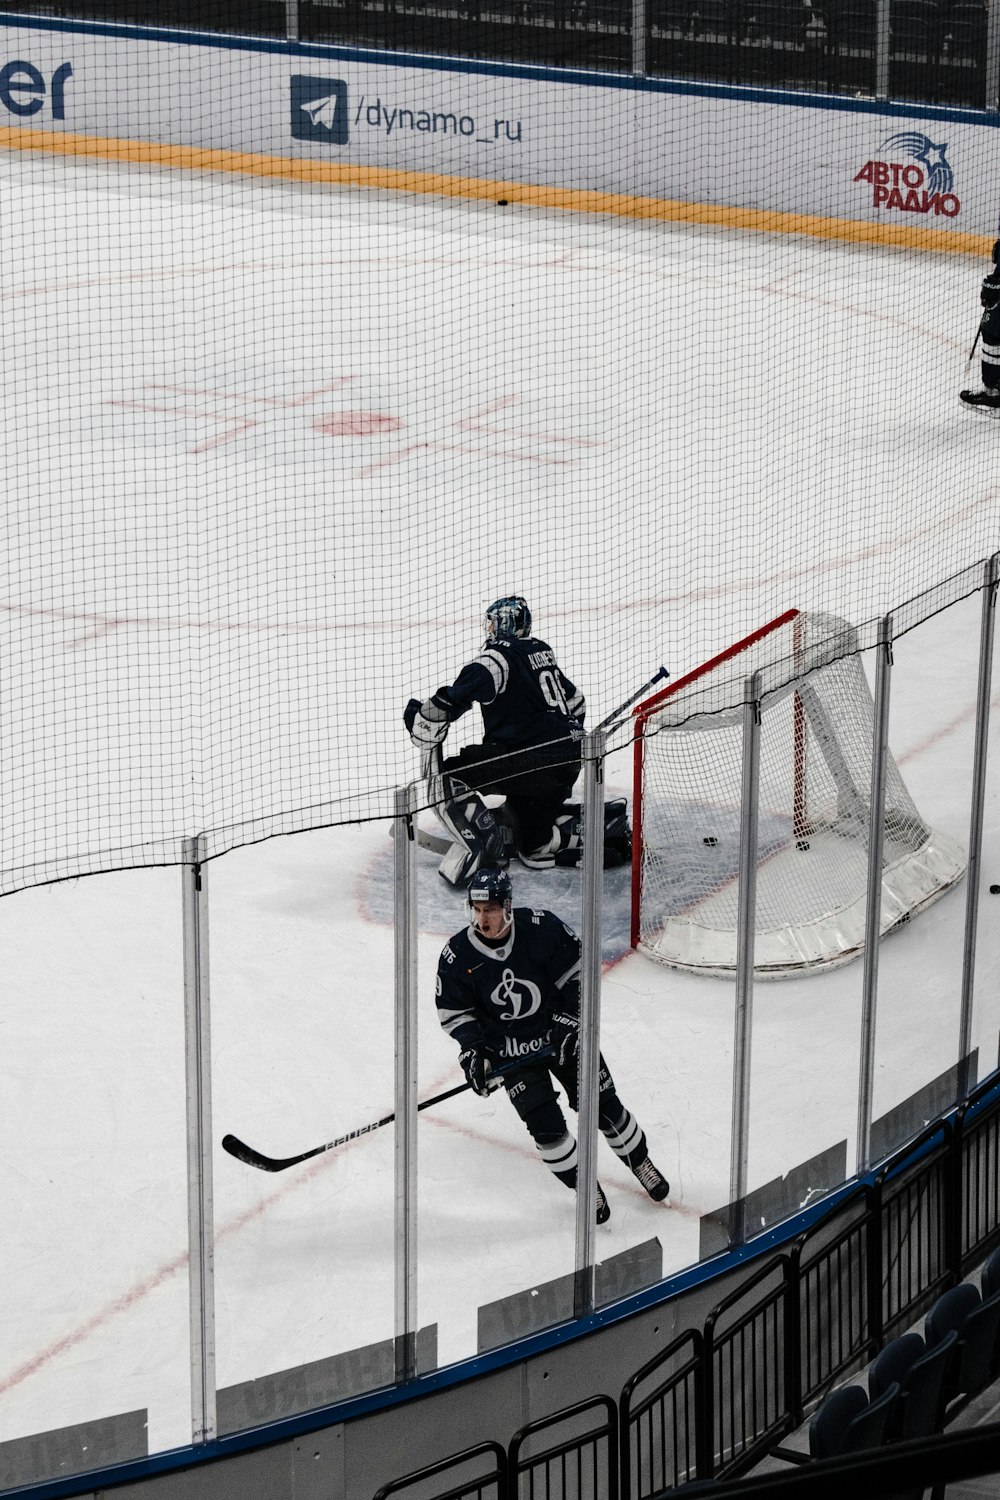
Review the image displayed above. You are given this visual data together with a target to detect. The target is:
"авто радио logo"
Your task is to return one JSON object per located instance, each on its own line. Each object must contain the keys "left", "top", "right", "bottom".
{"left": 853, "top": 132, "right": 959, "bottom": 217}
{"left": 291, "top": 76, "right": 349, "bottom": 144}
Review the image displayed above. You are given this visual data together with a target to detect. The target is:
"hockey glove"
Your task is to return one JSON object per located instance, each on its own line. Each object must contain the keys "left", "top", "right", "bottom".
{"left": 404, "top": 693, "right": 451, "bottom": 748}
{"left": 459, "top": 1045, "right": 492, "bottom": 1096}
{"left": 550, "top": 1012, "right": 580, "bottom": 1069}
{"left": 981, "top": 275, "right": 1000, "bottom": 310}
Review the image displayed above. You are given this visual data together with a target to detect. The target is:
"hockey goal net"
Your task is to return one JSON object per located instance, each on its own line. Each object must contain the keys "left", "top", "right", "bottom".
{"left": 631, "top": 609, "right": 966, "bottom": 978}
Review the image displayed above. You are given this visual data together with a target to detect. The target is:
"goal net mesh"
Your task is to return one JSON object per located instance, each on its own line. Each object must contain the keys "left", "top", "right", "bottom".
{"left": 632, "top": 610, "right": 966, "bottom": 977}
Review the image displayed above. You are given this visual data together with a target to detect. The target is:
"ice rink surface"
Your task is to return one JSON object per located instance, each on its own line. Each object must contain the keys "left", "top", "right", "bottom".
{"left": 1, "top": 149, "right": 999, "bottom": 1464}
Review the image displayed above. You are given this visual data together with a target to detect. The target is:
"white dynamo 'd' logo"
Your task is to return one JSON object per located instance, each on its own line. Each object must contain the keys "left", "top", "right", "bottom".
{"left": 301, "top": 95, "right": 342, "bottom": 129}
{"left": 492, "top": 968, "right": 542, "bottom": 1021}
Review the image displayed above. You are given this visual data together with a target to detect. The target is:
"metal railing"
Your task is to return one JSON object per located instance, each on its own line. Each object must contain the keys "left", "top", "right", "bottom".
{"left": 373, "top": 1074, "right": 1000, "bottom": 1500}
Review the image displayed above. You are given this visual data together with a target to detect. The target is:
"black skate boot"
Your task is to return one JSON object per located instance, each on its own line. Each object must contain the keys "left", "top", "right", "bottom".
{"left": 558, "top": 1163, "right": 612, "bottom": 1222}
{"left": 960, "top": 385, "right": 1000, "bottom": 412}
{"left": 631, "top": 1156, "right": 670, "bottom": 1202}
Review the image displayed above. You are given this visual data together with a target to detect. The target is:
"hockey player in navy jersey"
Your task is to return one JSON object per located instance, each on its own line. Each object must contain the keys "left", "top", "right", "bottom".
{"left": 404, "top": 596, "right": 630, "bottom": 884}
{"left": 436, "top": 866, "right": 669, "bottom": 1224}
{"left": 961, "top": 239, "right": 1000, "bottom": 412}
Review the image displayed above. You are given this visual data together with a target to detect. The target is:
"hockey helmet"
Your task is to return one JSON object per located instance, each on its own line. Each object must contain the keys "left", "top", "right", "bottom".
{"left": 484, "top": 596, "right": 532, "bottom": 643}
{"left": 468, "top": 865, "right": 513, "bottom": 918}
{"left": 993, "top": 238, "right": 1000, "bottom": 264}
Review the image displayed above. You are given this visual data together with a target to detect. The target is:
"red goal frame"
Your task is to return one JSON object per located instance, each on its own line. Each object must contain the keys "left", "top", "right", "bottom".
{"left": 629, "top": 608, "right": 801, "bottom": 950}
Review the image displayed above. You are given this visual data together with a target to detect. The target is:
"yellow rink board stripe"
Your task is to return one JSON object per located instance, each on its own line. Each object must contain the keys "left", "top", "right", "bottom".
{"left": 1, "top": 123, "right": 992, "bottom": 256}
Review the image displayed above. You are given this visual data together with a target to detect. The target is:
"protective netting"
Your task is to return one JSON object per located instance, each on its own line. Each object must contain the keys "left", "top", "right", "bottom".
{"left": 633, "top": 610, "right": 967, "bottom": 974}
{"left": 1, "top": 19, "right": 999, "bottom": 896}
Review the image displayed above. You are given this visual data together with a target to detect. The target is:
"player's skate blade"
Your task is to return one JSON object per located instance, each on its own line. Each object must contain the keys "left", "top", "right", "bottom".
{"left": 632, "top": 1156, "right": 670, "bottom": 1202}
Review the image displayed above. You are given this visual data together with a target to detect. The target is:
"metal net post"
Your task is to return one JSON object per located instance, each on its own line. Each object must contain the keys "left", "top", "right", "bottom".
{"left": 729, "top": 674, "right": 761, "bottom": 1246}
{"left": 183, "top": 833, "right": 216, "bottom": 1444}
{"left": 575, "top": 727, "right": 605, "bottom": 1316}
{"left": 394, "top": 784, "right": 419, "bottom": 1383}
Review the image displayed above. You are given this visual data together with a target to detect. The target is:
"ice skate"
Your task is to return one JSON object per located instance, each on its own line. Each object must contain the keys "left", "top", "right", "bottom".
{"left": 959, "top": 385, "right": 1000, "bottom": 412}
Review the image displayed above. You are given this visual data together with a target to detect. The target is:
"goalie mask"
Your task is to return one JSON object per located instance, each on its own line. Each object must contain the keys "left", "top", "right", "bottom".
{"left": 484, "top": 596, "right": 532, "bottom": 643}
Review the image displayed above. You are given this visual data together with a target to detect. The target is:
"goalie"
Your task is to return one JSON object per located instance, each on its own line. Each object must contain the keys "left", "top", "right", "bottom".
{"left": 404, "top": 595, "right": 630, "bottom": 885}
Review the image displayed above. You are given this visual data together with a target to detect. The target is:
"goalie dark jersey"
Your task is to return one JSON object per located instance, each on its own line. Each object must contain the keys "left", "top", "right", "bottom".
{"left": 435, "top": 907, "right": 580, "bottom": 1066}
{"left": 435, "top": 635, "right": 585, "bottom": 749}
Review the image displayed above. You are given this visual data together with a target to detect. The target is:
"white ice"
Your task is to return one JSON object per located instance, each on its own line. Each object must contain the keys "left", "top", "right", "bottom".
{"left": 0, "top": 149, "right": 998, "bottom": 1471}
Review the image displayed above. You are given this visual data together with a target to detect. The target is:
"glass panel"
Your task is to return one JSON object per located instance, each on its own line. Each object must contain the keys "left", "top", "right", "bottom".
{"left": 416, "top": 826, "right": 582, "bottom": 1359}
{"left": 211, "top": 823, "right": 399, "bottom": 1431}
{"left": 966, "top": 589, "right": 1000, "bottom": 1090}
{"left": 889, "top": 0, "right": 988, "bottom": 106}
{"left": 867, "top": 603, "right": 975, "bottom": 1160}
{"left": 0, "top": 868, "right": 186, "bottom": 1489}
{"left": 744, "top": 675, "right": 859, "bottom": 1236}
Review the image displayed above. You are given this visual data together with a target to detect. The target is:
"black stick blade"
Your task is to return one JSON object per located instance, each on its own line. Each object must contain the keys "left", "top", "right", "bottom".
{"left": 222, "top": 1133, "right": 289, "bottom": 1172}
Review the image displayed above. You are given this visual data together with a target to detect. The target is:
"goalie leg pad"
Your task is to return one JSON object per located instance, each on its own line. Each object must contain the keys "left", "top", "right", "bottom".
{"left": 545, "top": 799, "right": 632, "bottom": 868}
{"left": 436, "top": 775, "right": 507, "bottom": 887}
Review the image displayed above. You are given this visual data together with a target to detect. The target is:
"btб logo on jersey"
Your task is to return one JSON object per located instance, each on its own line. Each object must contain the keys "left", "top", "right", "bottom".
{"left": 291, "top": 75, "right": 349, "bottom": 144}
{"left": 854, "top": 133, "right": 960, "bottom": 217}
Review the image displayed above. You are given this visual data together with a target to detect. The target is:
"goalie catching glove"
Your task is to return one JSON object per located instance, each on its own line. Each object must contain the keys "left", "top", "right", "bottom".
{"left": 404, "top": 692, "right": 453, "bottom": 748}
{"left": 459, "top": 1045, "right": 492, "bottom": 1096}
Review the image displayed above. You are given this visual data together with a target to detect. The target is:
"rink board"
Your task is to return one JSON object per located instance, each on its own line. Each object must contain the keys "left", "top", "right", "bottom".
{"left": 0, "top": 15, "right": 998, "bottom": 238}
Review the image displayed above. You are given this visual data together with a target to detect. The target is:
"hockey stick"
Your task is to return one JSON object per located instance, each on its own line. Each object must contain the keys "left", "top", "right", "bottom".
{"left": 223, "top": 1054, "right": 542, "bottom": 1173}
{"left": 389, "top": 743, "right": 452, "bottom": 853}
{"left": 969, "top": 315, "right": 985, "bottom": 361}
{"left": 596, "top": 665, "right": 670, "bottom": 733}
{"left": 223, "top": 1079, "right": 471, "bottom": 1172}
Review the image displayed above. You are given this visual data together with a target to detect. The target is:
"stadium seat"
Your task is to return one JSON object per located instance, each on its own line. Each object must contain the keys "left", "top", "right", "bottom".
{"left": 824, "top": 0, "right": 875, "bottom": 51}
{"left": 981, "top": 1245, "right": 1000, "bottom": 1300}
{"left": 940, "top": 0, "right": 985, "bottom": 56}
{"left": 925, "top": 1282, "right": 1000, "bottom": 1406}
{"left": 808, "top": 1381, "right": 901, "bottom": 1459}
{"left": 890, "top": 0, "right": 941, "bottom": 55}
{"left": 925, "top": 1282, "right": 981, "bottom": 1347}
{"left": 688, "top": 0, "right": 732, "bottom": 35}
{"left": 868, "top": 1332, "right": 926, "bottom": 1403}
{"left": 895, "top": 1329, "right": 959, "bottom": 1438}
{"left": 742, "top": 0, "right": 810, "bottom": 44}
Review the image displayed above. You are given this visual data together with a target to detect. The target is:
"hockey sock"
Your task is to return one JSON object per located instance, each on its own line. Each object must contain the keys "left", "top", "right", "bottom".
{"left": 538, "top": 1131, "right": 579, "bottom": 1183}
{"left": 601, "top": 1106, "right": 646, "bottom": 1167}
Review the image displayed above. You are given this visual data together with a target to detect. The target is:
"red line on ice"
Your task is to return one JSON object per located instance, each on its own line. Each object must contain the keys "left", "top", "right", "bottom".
{"left": 0, "top": 1071, "right": 457, "bottom": 1397}
{"left": 145, "top": 379, "right": 354, "bottom": 407}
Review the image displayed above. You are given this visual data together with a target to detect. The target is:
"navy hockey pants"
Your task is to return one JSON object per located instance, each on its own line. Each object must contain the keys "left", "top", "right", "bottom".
{"left": 441, "top": 739, "right": 580, "bottom": 853}
{"left": 501, "top": 1054, "right": 646, "bottom": 1184}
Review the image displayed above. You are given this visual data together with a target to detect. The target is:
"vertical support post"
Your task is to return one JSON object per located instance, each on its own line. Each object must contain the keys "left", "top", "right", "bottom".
{"left": 183, "top": 834, "right": 216, "bottom": 1445}
{"left": 285, "top": 0, "right": 300, "bottom": 39}
{"left": 959, "top": 556, "right": 999, "bottom": 1099}
{"left": 631, "top": 0, "right": 647, "bottom": 75}
{"left": 729, "top": 674, "right": 761, "bottom": 1247}
{"left": 875, "top": 0, "right": 891, "bottom": 97}
{"left": 394, "top": 784, "right": 419, "bottom": 1384}
{"left": 857, "top": 616, "right": 893, "bottom": 1174}
{"left": 575, "top": 728, "right": 605, "bottom": 1318}
{"left": 986, "top": 0, "right": 1000, "bottom": 109}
